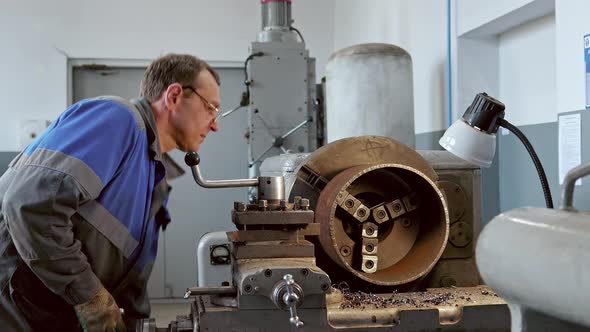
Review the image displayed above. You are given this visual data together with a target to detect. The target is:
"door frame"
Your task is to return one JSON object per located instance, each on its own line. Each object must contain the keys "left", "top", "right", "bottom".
{"left": 67, "top": 58, "right": 242, "bottom": 106}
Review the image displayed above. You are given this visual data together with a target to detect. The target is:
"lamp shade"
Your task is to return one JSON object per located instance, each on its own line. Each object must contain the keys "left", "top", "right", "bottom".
{"left": 438, "top": 119, "right": 496, "bottom": 168}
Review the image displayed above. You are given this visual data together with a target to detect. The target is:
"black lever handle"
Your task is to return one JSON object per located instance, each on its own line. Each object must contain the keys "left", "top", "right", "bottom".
{"left": 184, "top": 151, "right": 259, "bottom": 188}
{"left": 185, "top": 151, "right": 200, "bottom": 167}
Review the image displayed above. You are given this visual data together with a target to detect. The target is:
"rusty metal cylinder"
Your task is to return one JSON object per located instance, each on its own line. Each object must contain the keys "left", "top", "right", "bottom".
{"left": 288, "top": 136, "right": 448, "bottom": 288}
{"left": 315, "top": 164, "right": 449, "bottom": 286}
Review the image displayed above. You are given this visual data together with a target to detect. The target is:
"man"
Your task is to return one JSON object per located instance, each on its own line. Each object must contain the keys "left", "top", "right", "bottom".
{"left": 0, "top": 53, "right": 220, "bottom": 331}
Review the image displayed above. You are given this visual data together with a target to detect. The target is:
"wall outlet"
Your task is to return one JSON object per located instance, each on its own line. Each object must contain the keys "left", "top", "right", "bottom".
{"left": 19, "top": 119, "right": 50, "bottom": 150}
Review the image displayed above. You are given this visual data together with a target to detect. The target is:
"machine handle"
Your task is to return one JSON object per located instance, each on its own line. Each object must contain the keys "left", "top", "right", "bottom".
{"left": 561, "top": 160, "right": 590, "bottom": 211}
{"left": 184, "top": 151, "right": 201, "bottom": 166}
{"left": 283, "top": 274, "right": 304, "bottom": 328}
{"left": 185, "top": 152, "right": 259, "bottom": 188}
{"left": 184, "top": 286, "right": 237, "bottom": 299}
{"left": 280, "top": 117, "right": 312, "bottom": 141}
{"left": 248, "top": 117, "right": 312, "bottom": 167}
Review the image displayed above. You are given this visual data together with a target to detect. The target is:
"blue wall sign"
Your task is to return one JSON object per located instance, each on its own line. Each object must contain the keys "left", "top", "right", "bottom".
{"left": 585, "top": 34, "right": 590, "bottom": 109}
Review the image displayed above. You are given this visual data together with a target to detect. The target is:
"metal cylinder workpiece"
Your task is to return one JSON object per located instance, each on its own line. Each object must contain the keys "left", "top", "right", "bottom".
{"left": 261, "top": 0, "right": 291, "bottom": 30}
{"left": 258, "top": 176, "right": 285, "bottom": 204}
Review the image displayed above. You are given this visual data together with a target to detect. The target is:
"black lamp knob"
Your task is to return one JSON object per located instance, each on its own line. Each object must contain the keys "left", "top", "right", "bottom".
{"left": 462, "top": 92, "right": 506, "bottom": 134}
{"left": 185, "top": 152, "right": 200, "bottom": 166}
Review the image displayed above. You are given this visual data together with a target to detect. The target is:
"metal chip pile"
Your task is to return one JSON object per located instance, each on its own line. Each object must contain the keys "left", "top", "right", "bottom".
{"left": 333, "top": 282, "right": 489, "bottom": 310}
{"left": 421, "top": 292, "right": 453, "bottom": 305}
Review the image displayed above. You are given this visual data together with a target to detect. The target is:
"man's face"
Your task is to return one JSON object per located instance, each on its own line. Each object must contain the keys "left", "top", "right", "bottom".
{"left": 171, "top": 70, "right": 220, "bottom": 152}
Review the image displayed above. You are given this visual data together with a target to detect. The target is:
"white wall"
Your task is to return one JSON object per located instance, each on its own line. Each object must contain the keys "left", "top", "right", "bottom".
{"left": 332, "top": 0, "right": 448, "bottom": 135}
{"left": 333, "top": 0, "right": 408, "bottom": 50}
{"left": 454, "top": 0, "right": 558, "bottom": 127}
{"left": 0, "top": 0, "right": 334, "bottom": 151}
{"left": 457, "top": 0, "right": 541, "bottom": 36}
{"left": 499, "top": 14, "right": 556, "bottom": 126}
{"left": 555, "top": 0, "right": 590, "bottom": 114}
{"left": 5, "top": 1, "right": 586, "bottom": 146}
{"left": 457, "top": 0, "right": 590, "bottom": 125}
{"left": 455, "top": 37, "right": 500, "bottom": 116}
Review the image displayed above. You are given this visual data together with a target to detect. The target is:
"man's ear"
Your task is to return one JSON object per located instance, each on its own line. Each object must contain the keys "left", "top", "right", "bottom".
{"left": 164, "top": 83, "right": 183, "bottom": 110}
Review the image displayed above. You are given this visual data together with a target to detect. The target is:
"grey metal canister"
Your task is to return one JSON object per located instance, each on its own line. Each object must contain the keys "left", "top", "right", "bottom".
{"left": 325, "top": 43, "right": 415, "bottom": 147}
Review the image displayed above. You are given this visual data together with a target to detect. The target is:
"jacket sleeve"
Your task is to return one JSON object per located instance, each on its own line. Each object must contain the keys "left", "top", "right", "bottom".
{"left": 3, "top": 165, "right": 100, "bottom": 305}
{"left": 3, "top": 99, "right": 143, "bottom": 306}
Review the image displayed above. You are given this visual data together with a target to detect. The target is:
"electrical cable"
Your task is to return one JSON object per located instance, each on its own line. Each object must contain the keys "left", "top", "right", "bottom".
{"left": 290, "top": 27, "right": 305, "bottom": 43}
{"left": 243, "top": 52, "right": 264, "bottom": 104}
{"left": 497, "top": 118, "right": 553, "bottom": 208}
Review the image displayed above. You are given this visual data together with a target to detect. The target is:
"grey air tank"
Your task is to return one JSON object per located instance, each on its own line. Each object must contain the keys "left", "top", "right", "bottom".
{"left": 326, "top": 43, "right": 415, "bottom": 148}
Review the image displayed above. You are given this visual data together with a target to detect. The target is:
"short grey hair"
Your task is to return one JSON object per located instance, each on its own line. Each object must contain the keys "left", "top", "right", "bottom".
{"left": 140, "top": 53, "right": 220, "bottom": 103}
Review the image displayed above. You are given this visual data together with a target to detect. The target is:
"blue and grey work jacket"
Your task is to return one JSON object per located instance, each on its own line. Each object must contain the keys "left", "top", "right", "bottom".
{"left": 0, "top": 96, "right": 179, "bottom": 331}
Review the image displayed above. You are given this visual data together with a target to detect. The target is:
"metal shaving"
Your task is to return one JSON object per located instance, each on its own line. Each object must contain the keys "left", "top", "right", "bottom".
{"left": 422, "top": 292, "right": 453, "bottom": 305}
{"left": 339, "top": 292, "right": 398, "bottom": 309}
{"left": 333, "top": 282, "right": 497, "bottom": 309}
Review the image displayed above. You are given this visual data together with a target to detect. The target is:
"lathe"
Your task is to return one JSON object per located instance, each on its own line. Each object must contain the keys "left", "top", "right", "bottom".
{"left": 136, "top": 136, "right": 510, "bottom": 331}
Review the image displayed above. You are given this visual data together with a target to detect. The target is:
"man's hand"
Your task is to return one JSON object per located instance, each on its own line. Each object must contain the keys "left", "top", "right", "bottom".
{"left": 74, "top": 285, "right": 126, "bottom": 332}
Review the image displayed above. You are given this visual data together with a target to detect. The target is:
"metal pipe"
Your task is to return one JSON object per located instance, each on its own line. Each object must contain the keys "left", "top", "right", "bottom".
{"left": 281, "top": 118, "right": 311, "bottom": 140}
{"left": 185, "top": 152, "right": 259, "bottom": 188}
{"left": 476, "top": 207, "right": 590, "bottom": 328}
{"left": 221, "top": 105, "right": 245, "bottom": 118}
{"left": 560, "top": 160, "right": 590, "bottom": 211}
{"left": 249, "top": 144, "right": 275, "bottom": 168}
{"left": 446, "top": 0, "right": 452, "bottom": 128}
{"left": 249, "top": 118, "right": 311, "bottom": 168}
{"left": 184, "top": 286, "right": 237, "bottom": 299}
{"left": 190, "top": 166, "right": 258, "bottom": 188}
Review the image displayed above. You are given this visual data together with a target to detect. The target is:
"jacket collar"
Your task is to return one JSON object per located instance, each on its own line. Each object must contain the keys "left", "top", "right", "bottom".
{"left": 131, "top": 97, "right": 185, "bottom": 180}
{"left": 131, "top": 97, "right": 162, "bottom": 161}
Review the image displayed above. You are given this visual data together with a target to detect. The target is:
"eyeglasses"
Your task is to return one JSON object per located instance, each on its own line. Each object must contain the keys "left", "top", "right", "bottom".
{"left": 182, "top": 86, "right": 221, "bottom": 123}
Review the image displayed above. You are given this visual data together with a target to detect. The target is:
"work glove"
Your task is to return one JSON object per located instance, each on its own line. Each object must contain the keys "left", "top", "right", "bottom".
{"left": 74, "top": 285, "right": 126, "bottom": 332}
